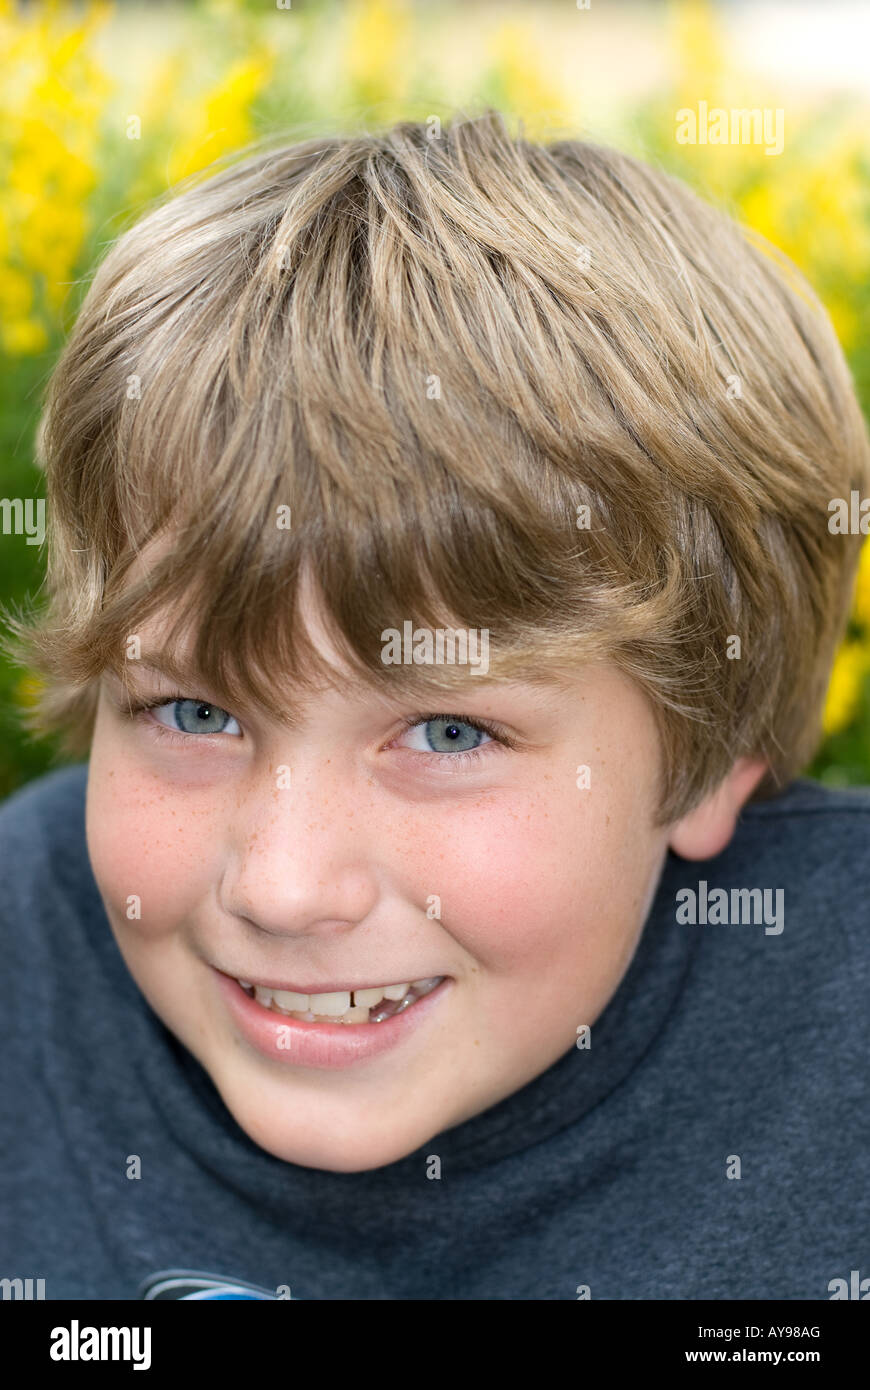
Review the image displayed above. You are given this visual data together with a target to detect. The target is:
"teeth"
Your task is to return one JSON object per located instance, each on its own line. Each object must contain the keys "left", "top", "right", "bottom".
{"left": 309, "top": 990, "right": 351, "bottom": 1015}
{"left": 238, "top": 976, "right": 444, "bottom": 1024}
{"left": 353, "top": 986, "right": 389, "bottom": 1008}
{"left": 272, "top": 989, "right": 310, "bottom": 1011}
{"left": 342, "top": 1006, "right": 372, "bottom": 1024}
{"left": 381, "top": 982, "right": 410, "bottom": 1001}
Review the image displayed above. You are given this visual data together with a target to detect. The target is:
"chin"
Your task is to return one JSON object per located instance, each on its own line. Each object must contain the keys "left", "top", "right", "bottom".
{"left": 219, "top": 1086, "right": 428, "bottom": 1173}
{"left": 243, "top": 1117, "right": 421, "bottom": 1173}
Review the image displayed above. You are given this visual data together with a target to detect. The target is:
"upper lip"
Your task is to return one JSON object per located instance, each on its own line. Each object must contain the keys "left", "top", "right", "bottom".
{"left": 218, "top": 967, "right": 446, "bottom": 993}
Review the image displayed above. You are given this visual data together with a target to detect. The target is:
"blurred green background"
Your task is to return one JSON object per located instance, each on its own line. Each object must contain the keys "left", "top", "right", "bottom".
{"left": 2, "top": 0, "right": 870, "bottom": 798}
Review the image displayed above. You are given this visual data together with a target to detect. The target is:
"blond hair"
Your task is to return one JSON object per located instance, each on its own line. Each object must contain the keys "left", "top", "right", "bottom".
{"left": 4, "top": 108, "right": 869, "bottom": 826}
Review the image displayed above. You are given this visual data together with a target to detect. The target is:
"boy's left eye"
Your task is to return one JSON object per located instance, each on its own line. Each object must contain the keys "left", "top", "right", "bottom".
{"left": 397, "top": 716, "right": 493, "bottom": 755}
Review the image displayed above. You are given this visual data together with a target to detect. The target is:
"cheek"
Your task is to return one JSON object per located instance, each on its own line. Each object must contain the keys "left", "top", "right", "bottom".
{"left": 390, "top": 781, "right": 644, "bottom": 973}
{"left": 85, "top": 730, "right": 217, "bottom": 936}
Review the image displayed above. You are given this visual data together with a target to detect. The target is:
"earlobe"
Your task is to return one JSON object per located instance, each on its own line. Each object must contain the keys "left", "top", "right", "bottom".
{"left": 667, "top": 757, "right": 769, "bottom": 862}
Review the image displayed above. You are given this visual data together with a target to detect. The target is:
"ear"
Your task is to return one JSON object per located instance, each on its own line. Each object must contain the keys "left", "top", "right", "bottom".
{"left": 667, "top": 757, "right": 769, "bottom": 862}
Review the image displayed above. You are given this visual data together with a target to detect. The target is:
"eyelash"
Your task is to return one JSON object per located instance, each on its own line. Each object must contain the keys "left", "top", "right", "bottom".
{"left": 117, "top": 693, "right": 515, "bottom": 769}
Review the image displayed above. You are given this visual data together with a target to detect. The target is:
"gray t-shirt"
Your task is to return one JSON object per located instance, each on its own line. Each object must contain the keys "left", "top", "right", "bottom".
{"left": 1, "top": 762, "right": 868, "bottom": 1300}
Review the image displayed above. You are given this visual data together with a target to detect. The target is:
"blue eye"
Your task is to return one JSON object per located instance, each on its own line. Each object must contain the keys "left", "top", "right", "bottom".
{"left": 151, "top": 699, "right": 242, "bottom": 737}
{"left": 401, "top": 716, "right": 492, "bottom": 755}
{"left": 159, "top": 700, "right": 239, "bottom": 733}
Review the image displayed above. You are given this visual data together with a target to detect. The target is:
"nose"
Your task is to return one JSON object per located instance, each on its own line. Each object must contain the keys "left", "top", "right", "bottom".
{"left": 218, "top": 758, "right": 382, "bottom": 941}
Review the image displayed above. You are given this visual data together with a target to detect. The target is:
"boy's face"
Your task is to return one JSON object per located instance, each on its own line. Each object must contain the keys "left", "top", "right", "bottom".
{"left": 85, "top": 575, "right": 763, "bottom": 1172}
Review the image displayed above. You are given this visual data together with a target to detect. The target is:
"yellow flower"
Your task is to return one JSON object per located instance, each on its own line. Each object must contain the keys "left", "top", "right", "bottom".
{"left": 0, "top": 266, "right": 33, "bottom": 317}
{"left": 1, "top": 317, "right": 48, "bottom": 355}
{"left": 0, "top": 0, "right": 111, "bottom": 353}
{"left": 668, "top": 0, "right": 724, "bottom": 94}
{"left": 488, "top": 21, "right": 572, "bottom": 136}
{"left": 168, "top": 54, "right": 274, "bottom": 184}
{"left": 822, "top": 640, "right": 870, "bottom": 737}
{"left": 14, "top": 673, "right": 44, "bottom": 709}
{"left": 345, "top": 0, "right": 410, "bottom": 114}
{"left": 738, "top": 183, "right": 781, "bottom": 248}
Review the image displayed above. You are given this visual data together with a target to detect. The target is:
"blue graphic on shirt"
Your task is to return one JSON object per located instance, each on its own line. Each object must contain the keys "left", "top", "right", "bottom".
{"left": 138, "top": 1270, "right": 286, "bottom": 1300}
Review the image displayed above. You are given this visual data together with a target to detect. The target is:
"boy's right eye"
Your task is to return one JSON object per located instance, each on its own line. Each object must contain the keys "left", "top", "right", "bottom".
{"left": 150, "top": 698, "right": 243, "bottom": 738}
{"left": 120, "top": 693, "right": 243, "bottom": 743}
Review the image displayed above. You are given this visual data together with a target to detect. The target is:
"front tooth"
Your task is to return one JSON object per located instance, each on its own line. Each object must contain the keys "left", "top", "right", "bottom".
{"left": 382, "top": 982, "right": 410, "bottom": 1001}
{"left": 342, "top": 1006, "right": 371, "bottom": 1024}
{"left": 353, "top": 986, "right": 387, "bottom": 1008}
{"left": 272, "top": 989, "right": 310, "bottom": 1011}
{"left": 308, "top": 990, "right": 351, "bottom": 1015}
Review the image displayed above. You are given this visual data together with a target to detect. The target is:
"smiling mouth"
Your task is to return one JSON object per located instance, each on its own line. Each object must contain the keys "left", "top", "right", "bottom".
{"left": 235, "top": 976, "right": 446, "bottom": 1024}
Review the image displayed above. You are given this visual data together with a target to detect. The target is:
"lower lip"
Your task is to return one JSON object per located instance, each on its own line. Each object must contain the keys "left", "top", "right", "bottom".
{"left": 213, "top": 970, "right": 452, "bottom": 1070}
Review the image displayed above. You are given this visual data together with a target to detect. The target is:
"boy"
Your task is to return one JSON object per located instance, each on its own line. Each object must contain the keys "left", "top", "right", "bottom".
{"left": 1, "top": 108, "right": 869, "bottom": 1301}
